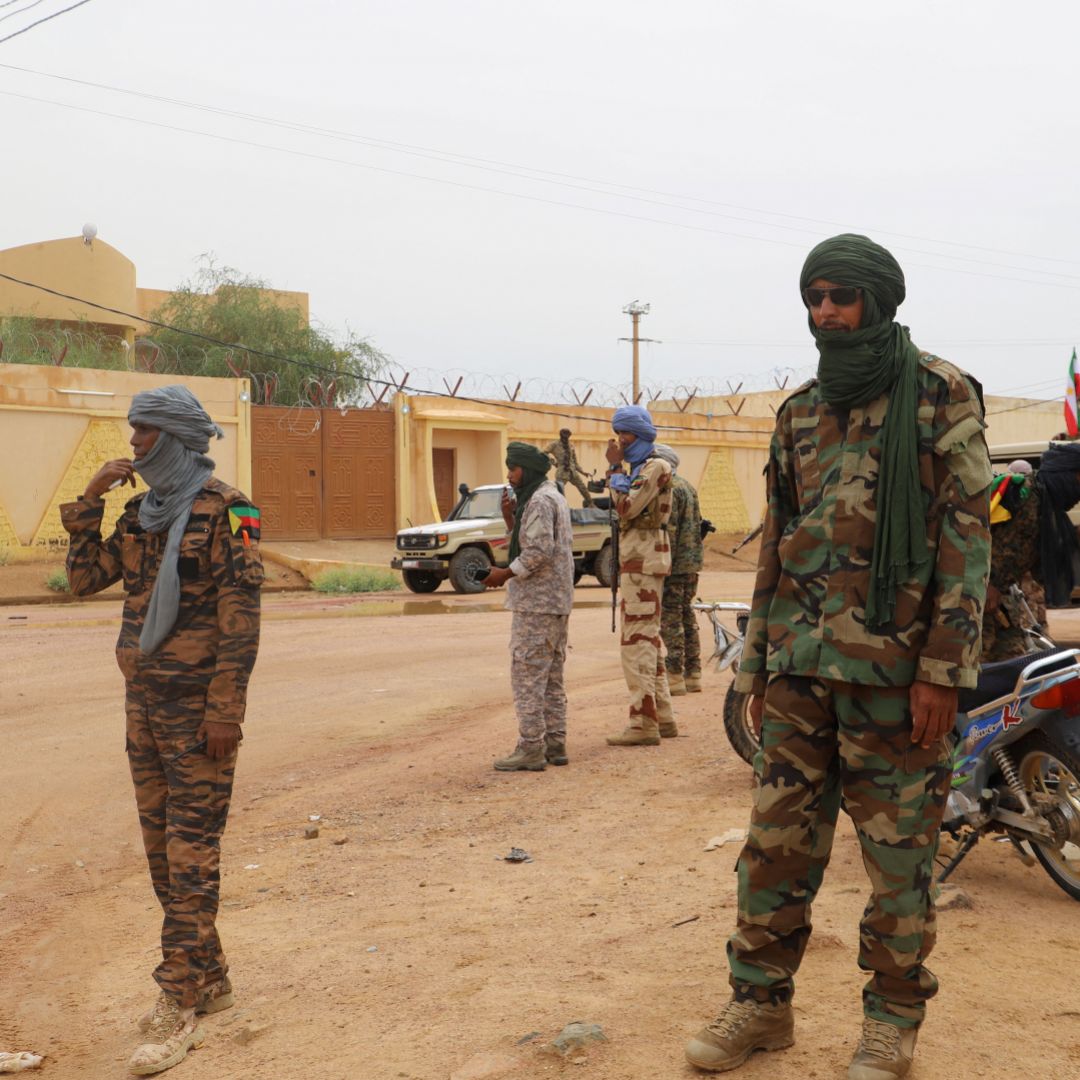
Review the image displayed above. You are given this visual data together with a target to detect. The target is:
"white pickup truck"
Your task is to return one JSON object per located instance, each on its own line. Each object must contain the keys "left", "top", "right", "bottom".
{"left": 391, "top": 483, "right": 616, "bottom": 593}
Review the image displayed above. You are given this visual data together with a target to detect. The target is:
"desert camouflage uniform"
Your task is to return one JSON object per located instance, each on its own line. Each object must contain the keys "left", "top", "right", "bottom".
{"left": 661, "top": 474, "right": 704, "bottom": 679}
{"left": 613, "top": 456, "right": 674, "bottom": 735}
{"left": 61, "top": 479, "right": 263, "bottom": 1009}
{"left": 544, "top": 437, "right": 593, "bottom": 505}
{"left": 505, "top": 480, "right": 575, "bottom": 749}
{"left": 730, "top": 355, "right": 992, "bottom": 1028}
{"left": 983, "top": 485, "right": 1041, "bottom": 661}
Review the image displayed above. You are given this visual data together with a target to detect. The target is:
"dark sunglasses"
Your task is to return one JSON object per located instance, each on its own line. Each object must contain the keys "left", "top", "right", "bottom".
{"left": 802, "top": 285, "right": 862, "bottom": 308}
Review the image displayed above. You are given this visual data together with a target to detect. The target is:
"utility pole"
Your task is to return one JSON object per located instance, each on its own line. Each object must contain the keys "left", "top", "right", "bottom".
{"left": 619, "top": 300, "right": 658, "bottom": 402}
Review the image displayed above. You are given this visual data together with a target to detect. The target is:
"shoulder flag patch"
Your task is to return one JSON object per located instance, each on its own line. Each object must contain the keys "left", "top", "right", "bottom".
{"left": 228, "top": 506, "right": 261, "bottom": 540}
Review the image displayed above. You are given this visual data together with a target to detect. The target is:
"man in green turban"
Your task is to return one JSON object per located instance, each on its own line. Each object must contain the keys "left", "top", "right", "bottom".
{"left": 484, "top": 441, "right": 575, "bottom": 770}
{"left": 685, "top": 235, "right": 992, "bottom": 1080}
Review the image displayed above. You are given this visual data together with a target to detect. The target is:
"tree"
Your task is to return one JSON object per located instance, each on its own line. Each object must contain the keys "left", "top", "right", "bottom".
{"left": 147, "top": 258, "right": 387, "bottom": 406}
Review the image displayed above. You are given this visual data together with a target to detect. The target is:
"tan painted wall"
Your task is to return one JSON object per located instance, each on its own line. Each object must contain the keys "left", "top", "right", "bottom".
{"left": 0, "top": 363, "right": 251, "bottom": 558}
{"left": 0, "top": 236, "right": 311, "bottom": 345}
{"left": 395, "top": 395, "right": 775, "bottom": 533}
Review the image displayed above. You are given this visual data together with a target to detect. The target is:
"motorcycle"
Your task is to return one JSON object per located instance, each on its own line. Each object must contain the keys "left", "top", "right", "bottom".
{"left": 710, "top": 598, "right": 1080, "bottom": 901}
{"left": 939, "top": 647, "right": 1080, "bottom": 901}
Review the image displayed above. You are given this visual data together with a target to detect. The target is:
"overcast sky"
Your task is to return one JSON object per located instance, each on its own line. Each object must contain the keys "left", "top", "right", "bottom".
{"left": 2, "top": 0, "right": 1078, "bottom": 403}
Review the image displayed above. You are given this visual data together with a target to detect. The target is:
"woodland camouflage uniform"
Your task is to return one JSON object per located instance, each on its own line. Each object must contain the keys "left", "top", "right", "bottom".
{"left": 982, "top": 484, "right": 1042, "bottom": 660}
{"left": 731, "top": 354, "right": 992, "bottom": 1030}
{"left": 62, "top": 479, "right": 263, "bottom": 1010}
{"left": 661, "top": 473, "right": 704, "bottom": 682}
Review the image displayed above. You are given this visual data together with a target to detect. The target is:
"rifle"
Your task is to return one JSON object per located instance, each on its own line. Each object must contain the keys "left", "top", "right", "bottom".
{"left": 610, "top": 505, "right": 620, "bottom": 632}
{"left": 731, "top": 522, "right": 763, "bottom": 555}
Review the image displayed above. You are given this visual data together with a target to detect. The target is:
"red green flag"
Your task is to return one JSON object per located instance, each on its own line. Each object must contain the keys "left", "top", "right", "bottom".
{"left": 1067, "top": 348, "right": 1079, "bottom": 437}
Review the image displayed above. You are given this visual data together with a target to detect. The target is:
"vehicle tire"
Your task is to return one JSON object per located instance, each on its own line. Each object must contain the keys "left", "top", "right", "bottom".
{"left": 723, "top": 684, "right": 760, "bottom": 766}
{"left": 1014, "top": 733, "right": 1080, "bottom": 901}
{"left": 573, "top": 562, "right": 584, "bottom": 585}
{"left": 402, "top": 569, "right": 442, "bottom": 594}
{"left": 448, "top": 547, "right": 492, "bottom": 594}
{"left": 594, "top": 541, "right": 615, "bottom": 589}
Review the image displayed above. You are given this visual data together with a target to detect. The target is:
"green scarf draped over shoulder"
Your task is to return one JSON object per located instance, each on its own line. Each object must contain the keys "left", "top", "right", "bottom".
{"left": 506, "top": 441, "right": 551, "bottom": 562}
{"left": 800, "top": 233, "right": 926, "bottom": 630}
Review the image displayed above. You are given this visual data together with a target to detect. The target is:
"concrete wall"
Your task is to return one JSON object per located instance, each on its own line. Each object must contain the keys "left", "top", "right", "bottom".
{"left": 0, "top": 364, "right": 251, "bottom": 558}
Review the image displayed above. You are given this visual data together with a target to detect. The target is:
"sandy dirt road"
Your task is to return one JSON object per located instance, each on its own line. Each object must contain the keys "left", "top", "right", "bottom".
{"left": 2, "top": 576, "right": 1079, "bottom": 1079}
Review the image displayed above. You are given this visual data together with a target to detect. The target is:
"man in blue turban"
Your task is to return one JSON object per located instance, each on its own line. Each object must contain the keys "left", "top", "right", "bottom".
{"left": 603, "top": 405, "right": 677, "bottom": 745}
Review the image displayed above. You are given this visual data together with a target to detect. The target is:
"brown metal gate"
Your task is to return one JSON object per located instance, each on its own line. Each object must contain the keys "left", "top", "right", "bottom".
{"left": 252, "top": 406, "right": 395, "bottom": 540}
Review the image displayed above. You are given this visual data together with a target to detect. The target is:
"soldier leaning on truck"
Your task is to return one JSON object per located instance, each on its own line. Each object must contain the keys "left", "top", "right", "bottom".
{"left": 61, "top": 385, "right": 262, "bottom": 1077}
{"left": 483, "top": 441, "right": 575, "bottom": 770}
{"left": 603, "top": 405, "right": 677, "bottom": 746}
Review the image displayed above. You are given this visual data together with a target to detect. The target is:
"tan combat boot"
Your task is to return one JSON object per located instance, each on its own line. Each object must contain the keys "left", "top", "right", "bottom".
{"left": 668, "top": 673, "right": 688, "bottom": 696}
{"left": 685, "top": 671, "right": 702, "bottom": 693}
{"left": 847, "top": 1019, "right": 917, "bottom": 1080}
{"left": 544, "top": 738, "right": 569, "bottom": 766}
{"left": 494, "top": 745, "right": 546, "bottom": 771}
{"left": 137, "top": 977, "right": 234, "bottom": 1032}
{"left": 659, "top": 722, "right": 679, "bottom": 738}
{"left": 685, "top": 999, "right": 794, "bottom": 1072}
{"left": 128, "top": 993, "right": 203, "bottom": 1076}
{"left": 606, "top": 724, "right": 661, "bottom": 746}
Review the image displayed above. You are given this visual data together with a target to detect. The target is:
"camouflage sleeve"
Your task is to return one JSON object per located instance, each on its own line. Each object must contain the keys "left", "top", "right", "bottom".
{"left": 60, "top": 496, "right": 126, "bottom": 596}
{"left": 510, "top": 496, "right": 556, "bottom": 579}
{"left": 916, "top": 397, "right": 993, "bottom": 688}
{"left": 988, "top": 492, "right": 1040, "bottom": 591}
{"left": 613, "top": 458, "right": 671, "bottom": 521}
{"left": 733, "top": 426, "right": 797, "bottom": 696}
{"left": 205, "top": 500, "right": 264, "bottom": 726}
{"left": 666, "top": 481, "right": 687, "bottom": 545}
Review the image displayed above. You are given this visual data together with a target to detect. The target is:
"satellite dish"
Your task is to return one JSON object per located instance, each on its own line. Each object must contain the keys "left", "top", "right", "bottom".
{"left": 81, "top": 223, "right": 98, "bottom": 245}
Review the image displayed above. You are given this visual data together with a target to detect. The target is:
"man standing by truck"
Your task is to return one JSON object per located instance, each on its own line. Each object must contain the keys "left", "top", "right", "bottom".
{"left": 544, "top": 428, "right": 594, "bottom": 506}
{"left": 484, "top": 441, "right": 575, "bottom": 770}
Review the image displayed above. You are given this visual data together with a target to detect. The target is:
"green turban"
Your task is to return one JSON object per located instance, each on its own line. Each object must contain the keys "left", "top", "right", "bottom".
{"left": 799, "top": 233, "right": 926, "bottom": 630}
{"left": 506, "top": 441, "right": 552, "bottom": 474}
{"left": 505, "top": 441, "right": 551, "bottom": 562}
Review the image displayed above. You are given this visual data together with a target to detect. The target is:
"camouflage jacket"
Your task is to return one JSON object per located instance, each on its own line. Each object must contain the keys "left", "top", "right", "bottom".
{"left": 544, "top": 439, "right": 586, "bottom": 476}
{"left": 667, "top": 474, "right": 704, "bottom": 576}
{"left": 61, "top": 479, "right": 264, "bottom": 723}
{"left": 989, "top": 485, "right": 1040, "bottom": 591}
{"left": 506, "top": 480, "right": 575, "bottom": 615}
{"left": 611, "top": 456, "right": 673, "bottom": 577}
{"left": 734, "top": 355, "right": 992, "bottom": 695}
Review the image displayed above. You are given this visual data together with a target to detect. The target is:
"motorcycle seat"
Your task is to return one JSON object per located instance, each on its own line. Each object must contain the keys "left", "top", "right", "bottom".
{"left": 957, "top": 648, "right": 1072, "bottom": 714}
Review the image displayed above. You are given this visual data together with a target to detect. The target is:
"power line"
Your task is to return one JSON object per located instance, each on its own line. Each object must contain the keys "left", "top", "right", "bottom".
{"left": 3, "top": 59, "right": 1079, "bottom": 271}
{"left": 0, "top": 0, "right": 50, "bottom": 27}
{"left": 0, "top": 0, "right": 95, "bottom": 46}
{"left": 6, "top": 86, "right": 1080, "bottom": 298}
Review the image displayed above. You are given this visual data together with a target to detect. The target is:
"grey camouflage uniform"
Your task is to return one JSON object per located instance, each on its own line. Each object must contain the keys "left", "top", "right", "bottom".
{"left": 505, "top": 480, "right": 575, "bottom": 748}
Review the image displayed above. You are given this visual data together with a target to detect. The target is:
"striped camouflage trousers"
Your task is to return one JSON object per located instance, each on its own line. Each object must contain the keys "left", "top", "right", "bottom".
{"left": 728, "top": 675, "right": 951, "bottom": 1028}
{"left": 620, "top": 572, "right": 674, "bottom": 733}
{"left": 126, "top": 686, "right": 237, "bottom": 1009}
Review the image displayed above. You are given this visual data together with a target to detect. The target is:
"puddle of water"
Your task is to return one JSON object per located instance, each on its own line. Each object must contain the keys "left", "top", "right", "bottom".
{"left": 341, "top": 598, "right": 609, "bottom": 617}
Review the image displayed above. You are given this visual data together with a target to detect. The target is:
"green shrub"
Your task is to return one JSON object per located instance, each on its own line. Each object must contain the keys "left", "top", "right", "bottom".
{"left": 311, "top": 567, "right": 401, "bottom": 594}
{"left": 45, "top": 569, "right": 69, "bottom": 593}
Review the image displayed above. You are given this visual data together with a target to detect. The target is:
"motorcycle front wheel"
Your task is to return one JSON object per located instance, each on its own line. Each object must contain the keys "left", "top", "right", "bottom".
{"left": 722, "top": 684, "right": 759, "bottom": 766}
{"left": 1016, "top": 733, "right": 1080, "bottom": 902}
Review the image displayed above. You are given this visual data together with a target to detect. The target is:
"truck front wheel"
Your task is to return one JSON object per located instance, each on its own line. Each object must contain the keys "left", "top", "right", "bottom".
{"left": 402, "top": 569, "right": 442, "bottom": 593}
{"left": 448, "top": 547, "right": 492, "bottom": 593}
{"left": 594, "top": 541, "right": 616, "bottom": 589}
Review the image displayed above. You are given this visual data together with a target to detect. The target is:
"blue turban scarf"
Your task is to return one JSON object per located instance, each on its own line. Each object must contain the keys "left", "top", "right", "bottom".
{"left": 612, "top": 404, "right": 657, "bottom": 468}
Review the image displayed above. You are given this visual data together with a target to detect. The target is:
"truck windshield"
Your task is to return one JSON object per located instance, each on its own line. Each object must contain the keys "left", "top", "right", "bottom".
{"left": 452, "top": 489, "right": 503, "bottom": 520}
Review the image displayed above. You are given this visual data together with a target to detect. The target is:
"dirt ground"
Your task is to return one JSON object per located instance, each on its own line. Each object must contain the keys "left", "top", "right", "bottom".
{"left": 3, "top": 570, "right": 1080, "bottom": 1080}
